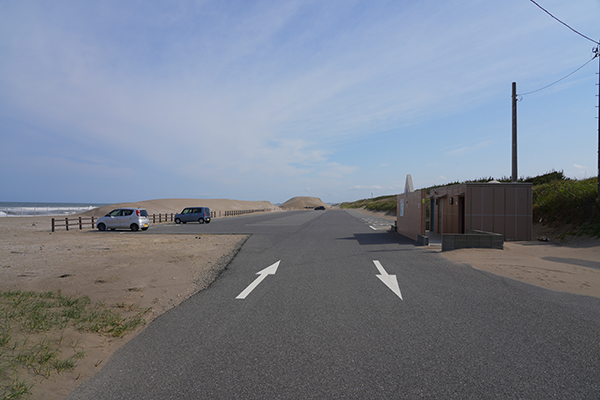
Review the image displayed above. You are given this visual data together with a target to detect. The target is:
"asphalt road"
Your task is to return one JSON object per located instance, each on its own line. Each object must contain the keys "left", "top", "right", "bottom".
{"left": 67, "top": 210, "right": 600, "bottom": 399}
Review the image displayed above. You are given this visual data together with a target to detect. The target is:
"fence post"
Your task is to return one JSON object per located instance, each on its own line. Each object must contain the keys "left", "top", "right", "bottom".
{"left": 79, "top": 216, "right": 82, "bottom": 230}
{"left": 65, "top": 217, "right": 69, "bottom": 231}
{"left": 92, "top": 216, "right": 95, "bottom": 229}
{"left": 52, "top": 218, "right": 55, "bottom": 232}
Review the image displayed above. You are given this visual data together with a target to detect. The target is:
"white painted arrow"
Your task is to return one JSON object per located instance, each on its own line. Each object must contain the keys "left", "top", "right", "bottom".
{"left": 236, "top": 261, "right": 280, "bottom": 299}
{"left": 373, "top": 260, "right": 403, "bottom": 300}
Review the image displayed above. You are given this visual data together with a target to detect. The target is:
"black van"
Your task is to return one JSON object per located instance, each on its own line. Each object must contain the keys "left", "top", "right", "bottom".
{"left": 174, "top": 207, "right": 211, "bottom": 224}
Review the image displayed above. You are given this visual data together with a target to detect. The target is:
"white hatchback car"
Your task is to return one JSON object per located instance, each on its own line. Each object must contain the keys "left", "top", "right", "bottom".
{"left": 96, "top": 208, "right": 150, "bottom": 231}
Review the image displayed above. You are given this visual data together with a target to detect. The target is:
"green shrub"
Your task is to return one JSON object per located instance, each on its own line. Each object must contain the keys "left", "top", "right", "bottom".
{"left": 533, "top": 177, "right": 600, "bottom": 231}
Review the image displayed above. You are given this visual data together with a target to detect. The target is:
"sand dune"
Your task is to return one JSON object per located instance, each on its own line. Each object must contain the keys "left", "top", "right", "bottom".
{"left": 79, "top": 198, "right": 282, "bottom": 217}
{"left": 279, "top": 196, "right": 330, "bottom": 209}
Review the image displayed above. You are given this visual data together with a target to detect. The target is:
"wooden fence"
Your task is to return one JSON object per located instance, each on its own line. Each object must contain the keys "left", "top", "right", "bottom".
{"left": 52, "top": 216, "right": 96, "bottom": 232}
{"left": 51, "top": 210, "right": 265, "bottom": 231}
{"left": 223, "top": 209, "right": 266, "bottom": 216}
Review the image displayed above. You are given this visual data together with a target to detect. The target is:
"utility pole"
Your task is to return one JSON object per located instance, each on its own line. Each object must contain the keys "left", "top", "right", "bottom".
{"left": 512, "top": 82, "right": 518, "bottom": 182}
{"left": 595, "top": 43, "right": 600, "bottom": 199}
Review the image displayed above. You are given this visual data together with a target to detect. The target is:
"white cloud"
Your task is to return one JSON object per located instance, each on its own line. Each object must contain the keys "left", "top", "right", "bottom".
{"left": 1, "top": 0, "right": 598, "bottom": 202}
{"left": 350, "top": 185, "right": 384, "bottom": 190}
{"left": 446, "top": 140, "right": 492, "bottom": 157}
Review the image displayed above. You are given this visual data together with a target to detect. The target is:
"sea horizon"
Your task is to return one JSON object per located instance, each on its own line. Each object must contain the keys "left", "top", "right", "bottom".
{"left": 0, "top": 201, "right": 109, "bottom": 217}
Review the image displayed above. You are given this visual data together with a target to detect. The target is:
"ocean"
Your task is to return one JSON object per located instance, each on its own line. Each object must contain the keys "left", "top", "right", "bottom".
{"left": 0, "top": 202, "right": 109, "bottom": 217}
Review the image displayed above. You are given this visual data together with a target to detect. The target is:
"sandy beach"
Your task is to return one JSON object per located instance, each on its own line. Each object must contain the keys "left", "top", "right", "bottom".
{"left": 1, "top": 200, "right": 599, "bottom": 399}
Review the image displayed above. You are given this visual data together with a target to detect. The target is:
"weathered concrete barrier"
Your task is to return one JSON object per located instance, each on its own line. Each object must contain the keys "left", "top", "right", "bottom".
{"left": 442, "top": 230, "right": 503, "bottom": 251}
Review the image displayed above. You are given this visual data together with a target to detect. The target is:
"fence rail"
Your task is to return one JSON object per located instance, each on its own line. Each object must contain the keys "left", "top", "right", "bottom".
{"left": 223, "top": 209, "right": 266, "bottom": 216}
{"left": 52, "top": 217, "right": 96, "bottom": 232}
{"left": 51, "top": 209, "right": 267, "bottom": 231}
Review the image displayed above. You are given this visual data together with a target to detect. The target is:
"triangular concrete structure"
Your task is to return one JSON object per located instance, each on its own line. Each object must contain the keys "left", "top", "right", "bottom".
{"left": 404, "top": 174, "right": 414, "bottom": 194}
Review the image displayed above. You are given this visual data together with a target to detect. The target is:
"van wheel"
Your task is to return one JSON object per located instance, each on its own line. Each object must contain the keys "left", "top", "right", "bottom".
{"left": 175, "top": 218, "right": 182, "bottom": 224}
{"left": 130, "top": 223, "right": 139, "bottom": 231}
{"left": 97, "top": 223, "right": 106, "bottom": 231}
{"left": 198, "top": 218, "right": 205, "bottom": 224}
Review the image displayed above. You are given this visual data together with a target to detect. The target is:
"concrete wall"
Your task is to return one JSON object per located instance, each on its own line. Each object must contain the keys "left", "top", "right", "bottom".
{"left": 396, "top": 190, "right": 426, "bottom": 242}
{"left": 442, "top": 230, "right": 504, "bottom": 251}
{"left": 465, "top": 183, "right": 532, "bottom": 241}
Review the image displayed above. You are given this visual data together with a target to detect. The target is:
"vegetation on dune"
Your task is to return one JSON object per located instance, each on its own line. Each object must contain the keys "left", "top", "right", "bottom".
{"left": 0, "top": 290, "right": 150, "bottom": 400}
{"left": 340, "top": 171, "right": 600, "bottom": 238}
{"left": 339, "top": 195, "right": 397, "bottom": 214}
{"left": 534, "top": 177, "right": 600, "bottom": 237}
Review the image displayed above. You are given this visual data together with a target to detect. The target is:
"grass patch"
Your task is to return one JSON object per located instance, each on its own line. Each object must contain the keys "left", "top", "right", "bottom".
{"left": 533, "top": 177, "right": 600, "bottom": 238}
{"left": 0, "top": 290, "right": 150, "bottom": 400}
{"left": 339, "top": 195, "right": 397, "bottom": 214}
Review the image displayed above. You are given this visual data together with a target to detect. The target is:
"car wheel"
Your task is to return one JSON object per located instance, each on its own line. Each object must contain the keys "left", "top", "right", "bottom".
{"left": 130, "top": 223, "right": 139, "bottom": 231}
{"left": 97, "top": 223, "right": 106, "bottom": 231}
{"left": 206, "top": 219, "right": 211, "bottom": 224}
{"left": 198, "top": 218, "right": 205, "bottom": 224}
{"left": 175, "top": 218, "right": 182, "bottom": 224}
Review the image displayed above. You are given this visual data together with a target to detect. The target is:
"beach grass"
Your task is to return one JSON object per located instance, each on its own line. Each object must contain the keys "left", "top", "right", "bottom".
{"left": 533, "top": 177, "right": 600, "bottom": 237}
{"left": 0, "top": 290, "right": 150, "bottom": 400}
{"left": 339, "top": 195, "right": 397, "bottom": 214}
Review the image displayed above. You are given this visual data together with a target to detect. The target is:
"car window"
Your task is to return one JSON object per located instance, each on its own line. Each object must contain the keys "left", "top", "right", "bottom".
{"left": 108, "top": 209, "right": 121, "bottom": 217}
{"left": 183, "top": 208, "right": 192, "bottom": 214}
{"left": 140, "top": 210, "right": 148, "bottom": 217}
{"left": 122, "top": 210, "right": 133, "bottom": 216}
{"left": 205, "top": 208, "right": 210, "bottom": 214}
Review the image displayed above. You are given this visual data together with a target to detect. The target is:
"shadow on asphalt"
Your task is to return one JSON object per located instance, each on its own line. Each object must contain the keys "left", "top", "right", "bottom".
{"left": 338, "top": 232, "right": 416, "bottom": 246}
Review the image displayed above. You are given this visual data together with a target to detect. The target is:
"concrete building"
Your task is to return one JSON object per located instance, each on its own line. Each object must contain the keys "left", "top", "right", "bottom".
{"left": 428, "top": 182, "right": 533, "bottom": 241}
{"left": 397, "top": 180, "right": 533, "bottom": 247}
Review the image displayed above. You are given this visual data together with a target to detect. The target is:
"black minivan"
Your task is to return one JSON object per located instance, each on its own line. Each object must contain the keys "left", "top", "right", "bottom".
{"left": 174, "top": 207, "right": 211, "bottom": 224}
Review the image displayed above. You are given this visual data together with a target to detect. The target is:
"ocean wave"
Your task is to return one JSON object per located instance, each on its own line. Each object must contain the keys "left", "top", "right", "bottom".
{"left": 0, "top": 206, "right": 96, "bottom": 217}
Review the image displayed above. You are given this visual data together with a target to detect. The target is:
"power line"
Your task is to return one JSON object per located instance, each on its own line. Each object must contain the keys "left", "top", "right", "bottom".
{"left": 517, "top": 55, "right": 598, "bottom": 98}
{"left": 529, "top": 0, "right": 599, "bottom": 45}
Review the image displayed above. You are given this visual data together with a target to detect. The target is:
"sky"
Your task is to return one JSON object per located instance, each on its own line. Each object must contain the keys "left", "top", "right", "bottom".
{"left": 1, "top": 0, "right": 599, "bottom": 204}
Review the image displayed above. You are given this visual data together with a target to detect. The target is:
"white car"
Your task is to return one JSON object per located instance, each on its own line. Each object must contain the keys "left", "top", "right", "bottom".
{"left": 97, "top": 208, "right": 150, "bottom": 231}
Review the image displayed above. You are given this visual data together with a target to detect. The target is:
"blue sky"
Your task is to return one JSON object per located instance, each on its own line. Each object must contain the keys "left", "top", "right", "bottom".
{"left": 1, "top": 0, "right": 599, "bottom": 204}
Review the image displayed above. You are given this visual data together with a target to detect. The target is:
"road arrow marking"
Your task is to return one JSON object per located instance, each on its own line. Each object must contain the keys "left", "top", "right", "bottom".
{"left": 236, "top": 261, "right": 280, "bottom": 299}
{"left": 373, "top": 260, "right": 403, "bottom": 300}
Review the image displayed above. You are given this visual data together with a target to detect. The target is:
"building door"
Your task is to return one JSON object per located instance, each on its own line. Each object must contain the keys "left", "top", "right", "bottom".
{"left": 437, "top": 199, "right": 443, "bottom": 234}
{"left": 429, "top": 199, "right": 434, "bottom": 232}
{"left": 458, "top": 196, "right": 465, "bottom": 234}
